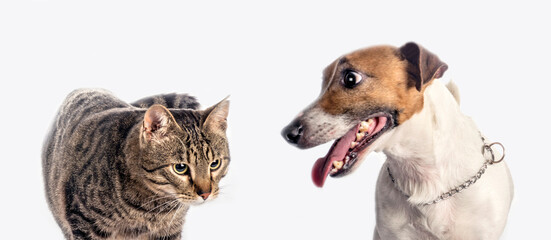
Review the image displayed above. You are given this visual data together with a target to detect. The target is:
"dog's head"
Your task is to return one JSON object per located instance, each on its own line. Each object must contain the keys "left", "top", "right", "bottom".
{"left": 281, "top": 42, "right": 447, "bottom": 187}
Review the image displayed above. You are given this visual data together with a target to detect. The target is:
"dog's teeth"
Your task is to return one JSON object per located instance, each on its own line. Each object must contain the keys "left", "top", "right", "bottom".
{"left": 333, "top": 161, "right": 344, "bottom": 170}
{"left": 350, "top": 141, "right": 358, "bottom": 149}
{"left": 359, "top": 121, "right": 370, "bottom": 133}
{"left": 360, "top": 119, "right": 375, "bottom": 133}
{"left": 356, "top": 132, "right": 365, "bottom": 141}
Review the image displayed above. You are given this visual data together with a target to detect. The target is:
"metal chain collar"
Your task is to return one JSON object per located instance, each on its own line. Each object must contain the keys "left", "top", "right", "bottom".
{"left": 387, "top": 136, "right": 505, "bottom": 206}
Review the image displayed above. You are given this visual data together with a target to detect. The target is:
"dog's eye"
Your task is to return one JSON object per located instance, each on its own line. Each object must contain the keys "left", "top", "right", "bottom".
{"left": 343, "top": 71, "right": 362, "bottom": 88}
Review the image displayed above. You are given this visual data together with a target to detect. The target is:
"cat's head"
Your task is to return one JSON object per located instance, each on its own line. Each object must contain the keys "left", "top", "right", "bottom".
{"left": 137, "top": 99, "right": 230, "bottom": 205}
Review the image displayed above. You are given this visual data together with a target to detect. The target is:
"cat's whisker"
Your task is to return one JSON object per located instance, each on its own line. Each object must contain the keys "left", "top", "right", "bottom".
{"left": 211, "top": 187, "right": 227, "bottom": 198}
{"left": 150, "top": 199, "right": 179, "bottom": 223}
{"left": 173, "top": 193, "right": 195, "bottom": 202}
{"left": 159, "top": 199, "right": 180, "bottom": 213}
{"left": 159, "top": 200, "right": 181, "bottom": 224}
{"left": 168, "top": 202, "right": 184, "bottom": 228}
{"left": 146, "top": 198, "right": 178, "bottom": 215}
{"left": 138, "top": 195, "right": 176, "bottom": 210}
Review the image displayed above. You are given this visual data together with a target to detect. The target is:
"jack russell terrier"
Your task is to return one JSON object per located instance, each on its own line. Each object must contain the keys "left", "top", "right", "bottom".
{"left": 282, "top": 42, "right": 513, "bottom": 239}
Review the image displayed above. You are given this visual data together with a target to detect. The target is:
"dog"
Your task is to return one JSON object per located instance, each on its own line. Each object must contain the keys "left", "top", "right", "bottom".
{"left": 281, "top": 42, "right": 513, "bottom": 239}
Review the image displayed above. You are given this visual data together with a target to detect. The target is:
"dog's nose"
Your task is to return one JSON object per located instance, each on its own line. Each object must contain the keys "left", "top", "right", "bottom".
{"left": 282, "top": 122, "right": 303, "bottom": 145}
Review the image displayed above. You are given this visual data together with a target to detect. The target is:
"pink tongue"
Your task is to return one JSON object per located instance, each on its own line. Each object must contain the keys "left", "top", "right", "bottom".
{"left": 312, "top": 125, "right": 358, "bottom": 187}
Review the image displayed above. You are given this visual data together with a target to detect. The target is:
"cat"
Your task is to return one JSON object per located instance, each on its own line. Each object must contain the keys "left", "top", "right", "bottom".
{"left": 42, "top": 89, "right": 230, "bottom": 240}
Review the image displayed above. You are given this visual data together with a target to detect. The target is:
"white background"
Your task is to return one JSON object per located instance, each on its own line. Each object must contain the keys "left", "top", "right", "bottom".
{"left": 1, "top": 1, "right": 549, "bottom": 239}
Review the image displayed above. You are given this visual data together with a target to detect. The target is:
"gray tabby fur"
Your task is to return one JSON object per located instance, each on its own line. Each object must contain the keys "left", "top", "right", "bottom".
{"left": 43, "top": 89, "right": 230, "bottom": 240}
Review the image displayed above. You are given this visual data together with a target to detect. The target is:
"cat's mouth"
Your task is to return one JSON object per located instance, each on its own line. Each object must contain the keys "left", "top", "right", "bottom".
{"left": 311, "top": 113, "right": 394, "bottom": 187}
{"left": 177, "top": 190, "right": 219, "bottom": 205}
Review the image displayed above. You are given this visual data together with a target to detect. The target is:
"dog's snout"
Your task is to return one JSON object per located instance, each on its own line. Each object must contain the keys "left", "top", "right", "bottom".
{"left": 282, "top": 122, "right": 304, "bottom": 145}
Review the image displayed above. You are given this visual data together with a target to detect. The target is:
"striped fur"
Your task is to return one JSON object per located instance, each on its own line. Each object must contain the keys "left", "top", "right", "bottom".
{"left": 43, "top": 89, "right": 230, "bottom": 240}
{"left": 131, "top": 93, "right": 200, "bottom": 110}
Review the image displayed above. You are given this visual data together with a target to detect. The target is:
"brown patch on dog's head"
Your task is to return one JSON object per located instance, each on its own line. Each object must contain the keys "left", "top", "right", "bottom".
{"left": 281, "top": 42, "right": 448, "bottom": 185}
{"left": 318, "top": 42, "right": 447, "bottom": 124}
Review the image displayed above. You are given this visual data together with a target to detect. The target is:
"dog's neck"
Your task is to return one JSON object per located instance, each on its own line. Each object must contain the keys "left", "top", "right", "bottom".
{"left": 379, "top": 80, "right": 487, "bottom": 205}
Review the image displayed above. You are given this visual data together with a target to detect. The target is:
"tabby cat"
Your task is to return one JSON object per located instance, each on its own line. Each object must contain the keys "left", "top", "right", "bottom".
{"left": 42, "top": 89, "right": 230, "bottom": 240}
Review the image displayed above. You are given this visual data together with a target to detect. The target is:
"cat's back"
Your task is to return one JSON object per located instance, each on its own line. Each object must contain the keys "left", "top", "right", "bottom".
{"left": 42, "top": 89, "right": 136, "bottom": 223}
{"left": 132, "top": 92, "right": 199, "bottom": 110}
{"left": 42, "top": 88, "right": 131, "bottom": 161}
{"left": 43, "top": 88, "right": 137, "bottom": 173}
{"left": 55, "top": 88, "right": 130, "bottom": 126}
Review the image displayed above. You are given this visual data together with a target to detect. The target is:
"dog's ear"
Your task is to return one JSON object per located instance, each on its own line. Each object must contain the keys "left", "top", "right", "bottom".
{"left": 399, "top": 42, "right": 448, "bottom": 91}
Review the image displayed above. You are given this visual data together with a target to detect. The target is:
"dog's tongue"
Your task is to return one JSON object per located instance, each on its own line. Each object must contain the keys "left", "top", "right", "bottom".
{"left": 312, "top": 126, "right": 358, "bottom": 187}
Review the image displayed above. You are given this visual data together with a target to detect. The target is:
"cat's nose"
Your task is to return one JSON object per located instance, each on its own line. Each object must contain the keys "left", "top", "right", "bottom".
{"left": 198, "top": 191, "right": 211, "bottom": 200}
{"left": 195, "top": 182, "right": 211, "bottom": 200}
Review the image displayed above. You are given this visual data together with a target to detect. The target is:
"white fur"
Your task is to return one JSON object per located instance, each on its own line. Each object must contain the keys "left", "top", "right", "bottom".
{"left": 300, "top": 106, "right": 356, "bottom": 147}
{"left": 445, "top": 81, "right": 461, "bottom": 104}
{"left": 372, "top": 80, "right": 514, "bottom": 239}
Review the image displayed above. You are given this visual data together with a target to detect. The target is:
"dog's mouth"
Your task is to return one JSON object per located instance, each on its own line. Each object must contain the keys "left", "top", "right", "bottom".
{"left": 311, "top": 113, "right": 394, "bottom": 187}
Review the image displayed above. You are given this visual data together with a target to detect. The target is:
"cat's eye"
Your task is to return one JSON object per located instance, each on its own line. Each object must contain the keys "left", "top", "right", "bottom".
{"left": 173, "top": 163, "right": 188, "bottom": 175}
{"left": 210, "top": 159, "right": 221, "bottom": 170}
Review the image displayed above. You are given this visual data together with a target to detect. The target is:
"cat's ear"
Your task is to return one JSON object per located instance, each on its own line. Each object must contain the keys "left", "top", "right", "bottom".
{"left": 202, "top": 97, "right": 230, "bottom": 134}
{"left": 142, "top": 104, "right": 178, "bottom": 142}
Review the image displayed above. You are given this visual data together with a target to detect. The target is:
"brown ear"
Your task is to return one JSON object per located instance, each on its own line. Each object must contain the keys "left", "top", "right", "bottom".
{"left": 202, "top": 97, "right": 230, "bottom": 134}
{"left": 400, "top": 42, "right": 448, "bottom": 91}
{"left": 143, "top": 104, "right": 177, "bottom": 142}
